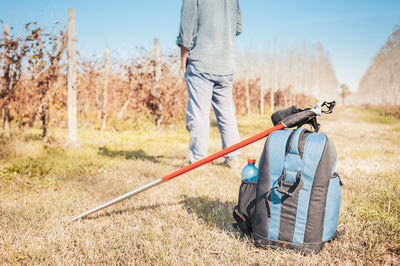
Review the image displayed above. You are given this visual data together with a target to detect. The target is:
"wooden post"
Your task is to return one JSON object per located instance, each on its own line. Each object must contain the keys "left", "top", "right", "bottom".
{"left": 270, "top": 83, "right": 275, "bottom": 112}
{"left": 260, "top": 79, "right": 264, "bottom": 115}
{"left": 154, "top": 39, "right": 161, "bottom": 84}
{"left": 117, "top": 86, "right": 135, "bottom": 121}
{"left": 270, "top": 62, "right": 276, "bottom": 112}
{"left": 101, "top": 48, "right": 109, "bottom": 130}
{"left": 117, "top": 63, "right": 136, "bottom": 122}
{"left": 153, "top": 38, "right": 163, "bottom": 129}
{"left": 245, "top": 72, "right": 250, "bottom": 116}
{"left": 67, "top": 8, "right": 78, "bottom": 143}
{"left": 3, "top": 25, "right": 10, "bottom": 137}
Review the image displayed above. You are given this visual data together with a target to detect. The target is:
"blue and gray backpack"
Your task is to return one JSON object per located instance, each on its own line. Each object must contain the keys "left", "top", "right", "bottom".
{"left": 233, "top": 106, "right": 343, "bottom": 254}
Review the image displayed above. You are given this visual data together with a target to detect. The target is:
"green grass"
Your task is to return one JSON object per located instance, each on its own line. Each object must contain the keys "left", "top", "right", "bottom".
{"left": 0, "top": 143, "right": 111, "bottom": 190}
{"left": 0, "top": 108, "right": 399, "bottom": 264}
{"left": 354, "top": 108, "right": 400, "bottom": 124}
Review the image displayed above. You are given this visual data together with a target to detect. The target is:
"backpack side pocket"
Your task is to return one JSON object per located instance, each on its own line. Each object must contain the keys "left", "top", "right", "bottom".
{"left": 233, "top": 181, "right": 257, "bottom": 235}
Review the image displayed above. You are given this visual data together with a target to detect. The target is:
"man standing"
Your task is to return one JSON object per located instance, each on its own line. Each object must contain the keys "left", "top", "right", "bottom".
{"left": 177, "top": 0, "right": 242, "bottom": 167}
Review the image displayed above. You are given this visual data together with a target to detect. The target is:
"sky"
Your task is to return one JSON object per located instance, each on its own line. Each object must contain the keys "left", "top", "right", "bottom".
{"left": 1, "top": 0, "right": 400, "bottom": 92}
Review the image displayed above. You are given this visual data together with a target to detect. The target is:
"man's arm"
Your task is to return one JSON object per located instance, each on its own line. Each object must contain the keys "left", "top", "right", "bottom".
{"left": 236, "top": 0, "right": 242, "bottom": 36}
{"left": 176, "top": 0, "right": 198, "bottom": 72}
{"left": 179, "top": 45, "right": 189, "bottom": 73}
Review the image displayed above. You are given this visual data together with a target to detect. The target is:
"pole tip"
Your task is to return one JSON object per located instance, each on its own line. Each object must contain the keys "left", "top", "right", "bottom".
{"left": 64, "top": 215, "right": 80, "bottom": 223}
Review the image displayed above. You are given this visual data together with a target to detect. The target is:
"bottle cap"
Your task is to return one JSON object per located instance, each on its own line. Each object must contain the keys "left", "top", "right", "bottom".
{"left": 248, "top": 159, "right": 256, "bottom": 164}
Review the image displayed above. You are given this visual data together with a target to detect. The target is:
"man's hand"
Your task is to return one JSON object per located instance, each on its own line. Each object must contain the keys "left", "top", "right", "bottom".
{"left": 180, "top": 45, "right": 189, "bottom": 74}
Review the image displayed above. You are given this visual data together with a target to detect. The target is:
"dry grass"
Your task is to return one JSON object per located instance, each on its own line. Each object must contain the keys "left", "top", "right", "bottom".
{"left": 0, "top": 107, "right": 399, "bottom": 264}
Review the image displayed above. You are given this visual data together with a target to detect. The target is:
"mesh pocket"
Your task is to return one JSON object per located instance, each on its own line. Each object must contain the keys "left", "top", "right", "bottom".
{"left": 233, "top": 181, "right": 257, "bottom": 234}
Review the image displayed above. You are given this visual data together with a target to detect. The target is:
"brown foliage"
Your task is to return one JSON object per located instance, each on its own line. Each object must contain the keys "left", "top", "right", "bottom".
{"left": 1, "top": 22, "right": 327, "bottom": 137}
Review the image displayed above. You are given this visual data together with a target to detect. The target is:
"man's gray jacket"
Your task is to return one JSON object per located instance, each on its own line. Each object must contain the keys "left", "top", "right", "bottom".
{"left": 177, "top": 0, "right": 242, "bottom": 75}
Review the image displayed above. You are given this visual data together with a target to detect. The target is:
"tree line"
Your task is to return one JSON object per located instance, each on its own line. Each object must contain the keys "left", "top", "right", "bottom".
{"left": 357, "top": 25, "right": 400, "bottom": 106}
{"left": 235, "top": 42, "right": 339, "bottom": 115}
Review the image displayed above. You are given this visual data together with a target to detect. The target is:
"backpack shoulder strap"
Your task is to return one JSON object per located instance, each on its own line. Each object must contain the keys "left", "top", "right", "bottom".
{"left": 287, "top": 127, "right": 306, "bottom": 156}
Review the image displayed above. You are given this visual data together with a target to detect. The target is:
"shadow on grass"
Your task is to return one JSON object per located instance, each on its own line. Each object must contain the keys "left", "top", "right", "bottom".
{"left": 182, "top": 196, "right": 257, "bottom": 243}
{"left": 98, "top": 147, "right": 163, "bottom": 162}
{"left": 83, "top": 201, "right": 180, "bottom": 220}
{"left": 79, "top": 196, "right": 236, "bottom": 231}
{"left": 182, "top": 195, "right": 236, "bottom": 231}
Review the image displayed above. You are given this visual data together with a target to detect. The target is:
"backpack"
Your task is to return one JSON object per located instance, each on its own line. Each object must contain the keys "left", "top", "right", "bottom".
{"left": 233, "top": 125, "right": 343, "bottom": 254}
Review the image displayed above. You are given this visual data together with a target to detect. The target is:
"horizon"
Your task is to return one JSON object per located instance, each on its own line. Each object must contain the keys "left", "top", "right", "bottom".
{"left": 2, "top": 0, "right": 400, "bottom": 92}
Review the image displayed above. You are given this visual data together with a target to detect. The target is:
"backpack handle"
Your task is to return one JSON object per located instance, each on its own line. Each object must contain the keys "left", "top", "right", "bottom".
{"left": 266, "top": 171, "right": 303, "bottom": 218}
{"left": 276, "top": 170, "right": 303, "bottom": 198}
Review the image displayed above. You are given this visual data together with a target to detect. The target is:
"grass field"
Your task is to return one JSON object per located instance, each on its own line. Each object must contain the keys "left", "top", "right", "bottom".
{"left": 0, "top": 107, "right": 399, "bottom": 264}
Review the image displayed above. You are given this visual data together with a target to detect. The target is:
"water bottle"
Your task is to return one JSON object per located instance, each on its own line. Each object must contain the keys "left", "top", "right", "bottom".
{"left": 241, "top": 159, "right": 258, "bottom": 182}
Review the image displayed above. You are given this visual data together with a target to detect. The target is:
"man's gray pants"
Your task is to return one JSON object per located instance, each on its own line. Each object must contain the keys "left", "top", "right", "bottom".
{"left": 185, "top": 63, "right": 240, "bottom": 164}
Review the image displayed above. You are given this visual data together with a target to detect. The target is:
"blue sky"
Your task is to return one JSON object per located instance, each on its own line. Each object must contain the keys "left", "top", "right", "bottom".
{"left": 2, "top": 0, "right": 400, "bottom": 92}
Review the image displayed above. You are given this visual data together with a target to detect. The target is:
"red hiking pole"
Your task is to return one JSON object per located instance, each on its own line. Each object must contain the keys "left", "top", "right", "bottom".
{"left": 67, "top": 123, "right": 284, "bottom": 222}
{"left": 67, "top": 102, "right": 335, "bottom": 222}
